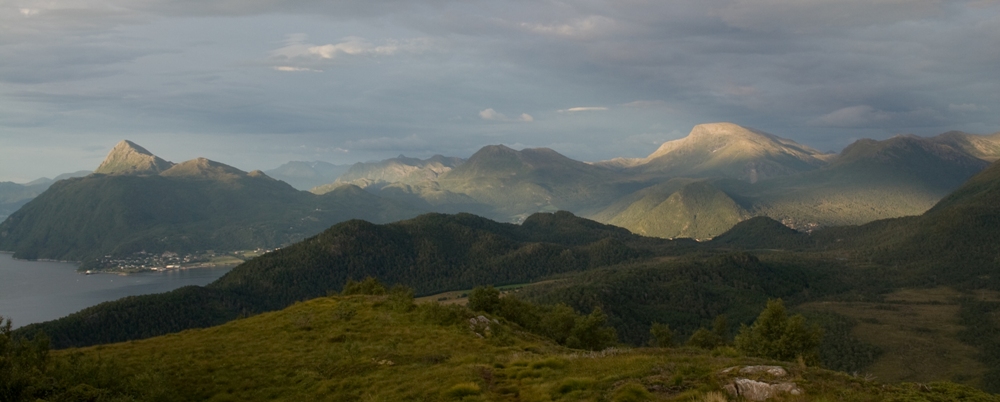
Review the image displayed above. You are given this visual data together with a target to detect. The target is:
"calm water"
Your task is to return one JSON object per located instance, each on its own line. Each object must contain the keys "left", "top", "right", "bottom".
{"left": 0, "top": 253, "right": 233, "bottom": 328}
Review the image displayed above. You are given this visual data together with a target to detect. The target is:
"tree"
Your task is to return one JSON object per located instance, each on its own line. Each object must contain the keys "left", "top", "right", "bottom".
{"left": 712, "top": 314, "right": 729, "bottom": 342}
{"left": 649, "top": 322, "right": 674, "bottom": 348}
{"left": 686, "top": 327, "right": 722, "bottom": 349}
{"left": 566, "top": 307, "right": 617, "bottom": 351}
{"left": 734, "top": 299, "right": 822, "bottom": 365}
{"left": 1, "top": 317, "right": 50, "bottom": 401}
{"left": 468, "top": 286, "right": 501, "bottom": 314}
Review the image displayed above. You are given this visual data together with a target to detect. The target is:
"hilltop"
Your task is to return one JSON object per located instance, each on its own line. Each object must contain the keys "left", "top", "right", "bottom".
{"left": 93, "top": 140, "right": 175, "bottom": 175}
{"left": 627, "top": 122, "right": 832, "bottom": 182}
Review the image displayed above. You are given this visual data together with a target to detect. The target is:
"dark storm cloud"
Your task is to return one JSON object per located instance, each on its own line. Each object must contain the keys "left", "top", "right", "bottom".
{"left": 1, "top": 0, "right": 999, "bottom": 180}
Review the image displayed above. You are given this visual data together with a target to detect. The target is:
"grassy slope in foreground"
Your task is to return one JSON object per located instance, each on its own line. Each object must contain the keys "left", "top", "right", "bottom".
{"left": 60, "top": 295, "right": 1000, "bottom": 402}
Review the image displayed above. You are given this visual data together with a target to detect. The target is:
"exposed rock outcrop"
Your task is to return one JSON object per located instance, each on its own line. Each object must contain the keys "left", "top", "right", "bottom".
{"left": 94, "top": 140, "right": 174, "bottom": 175}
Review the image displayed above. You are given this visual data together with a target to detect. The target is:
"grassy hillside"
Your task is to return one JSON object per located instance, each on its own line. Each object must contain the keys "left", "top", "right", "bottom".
{"left": 21, "top": 294, "right": 999, "bottom": 401}
{"left": 598, "top": 180, "right": 750, "bottom": 240}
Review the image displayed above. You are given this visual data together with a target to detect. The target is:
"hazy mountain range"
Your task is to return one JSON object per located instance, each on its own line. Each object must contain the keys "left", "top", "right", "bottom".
{"left": 312, "top": 122, "right": 1000, "bottom": 238}
{"left": 2, "top": 123, "right": 999, "bottom": 266}
{"left": 0, "top": 171, "right": 90, "bottom": 221}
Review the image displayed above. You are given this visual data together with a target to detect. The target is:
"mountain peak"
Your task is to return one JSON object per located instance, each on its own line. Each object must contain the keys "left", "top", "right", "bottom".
{"left": 637, "top": 123, "right": 830, "bottom": 182}
{"left": 160, "top": 157, "right": 247, "bottom": 181}
{"left": 94, "top": 140, "right": 175, "bottom": 175}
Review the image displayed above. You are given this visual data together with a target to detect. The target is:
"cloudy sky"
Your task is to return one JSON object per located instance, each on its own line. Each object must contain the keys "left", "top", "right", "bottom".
{"left": 1, "top": 0, "right": 998, "bottom": 182}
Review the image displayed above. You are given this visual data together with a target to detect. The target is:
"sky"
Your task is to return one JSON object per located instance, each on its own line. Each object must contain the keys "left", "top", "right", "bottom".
{"left": 1, "top": 0, "right": 999, "bottom": 182}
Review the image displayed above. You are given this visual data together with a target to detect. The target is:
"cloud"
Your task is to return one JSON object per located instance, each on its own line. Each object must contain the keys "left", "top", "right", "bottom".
{"left": 949, "top": 103, "right": 988, "bottom": 113}
{"left": 716, "top": 0, "right": 946, "bottom": 33}
{"left": 269, "top": 34, "right": 434, "bottom": 69}
{"left": 479, "top": 108, "right": 504, "bottom": 120}
{"left": 558, "top": 107, "right": 609, "bottom": 113}
{"left": 479, "top": 108, "right": 533, "bottom": 122}
{"left": 273, "top": 66, "right": 322, "bottom": 72}
{"left": 814, "top": 105, "right": 947, "bottom": 128}
{"left": 519, "top": 16, "right": 618, "bottom": 39}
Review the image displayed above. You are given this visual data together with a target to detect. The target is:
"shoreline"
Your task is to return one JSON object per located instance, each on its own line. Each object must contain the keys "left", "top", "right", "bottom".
{"left": 2, "top": 252, "right": 235, "bottom": 276}
{"left": 1, "top": 251, "right": 81, "bottom": 266}
{"left": 88, "top": 262, "right": 239, "bottom": 276}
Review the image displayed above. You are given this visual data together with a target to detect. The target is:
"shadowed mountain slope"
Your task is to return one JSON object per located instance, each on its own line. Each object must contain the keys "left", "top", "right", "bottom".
{"left": 435, "top": 145, "right": 641, "bottom": 221}
{"left": 14, "top": 211, "right": 684, "bottom": 348}
{"left": 0, "top": 171, "right": 90, "bottom": 220}
{"left": 715, "top": 159, "right": 1000, "bottom": 287}
{"left": 0, "top": 144, "right": 422, "bottom": 266}
{"left": 743, "top": 134, "right": 990, "bottom": 227}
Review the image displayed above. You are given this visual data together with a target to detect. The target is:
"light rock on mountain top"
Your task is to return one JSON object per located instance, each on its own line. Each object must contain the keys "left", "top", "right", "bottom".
{"left": 94, "top": 140, "right": 175, "bottom": 175}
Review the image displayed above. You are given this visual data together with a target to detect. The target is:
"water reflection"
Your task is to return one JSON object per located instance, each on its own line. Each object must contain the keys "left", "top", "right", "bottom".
{"left": 0, "top": 253, "right": 233, "bottom": 328}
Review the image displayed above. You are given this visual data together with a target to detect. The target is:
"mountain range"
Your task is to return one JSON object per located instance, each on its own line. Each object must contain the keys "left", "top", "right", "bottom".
{"left": 3, "top": 123, "right": 1000, "bottom": 266}
{"left": 0, "top": 171, "right": 90, "bottom": 221}
{"left": 307, "top": 122, "right": 1000, "bottom": 239}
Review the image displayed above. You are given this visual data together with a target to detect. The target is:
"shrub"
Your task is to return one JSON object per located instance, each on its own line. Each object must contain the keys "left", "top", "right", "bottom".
{"left": 468, "top": 286, "right": 501, "bottom": 314}
{"left": 443, "top": 382, "right": 481, "bottom": 399}
{"left": 649, "top": 322, "right": 674, "bottom": 348}
{"left": 612, "top": 382, "right": 653, "bottom": 402}
{"left": 686, "top": 328, "right": 723, "bottom": 350}
{"left": 734, "top": 299, "right": 822, "bottom": 365}
{"left": 566, "top": 307, "right": 617, "bottom": 351}
{"left": 341, "top": 277, "right": 387, "bottom": 295}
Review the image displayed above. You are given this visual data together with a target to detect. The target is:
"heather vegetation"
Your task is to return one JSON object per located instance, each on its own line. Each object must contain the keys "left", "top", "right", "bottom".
{"left": 6, "top": 289, "right": 1000, "bottom": 401}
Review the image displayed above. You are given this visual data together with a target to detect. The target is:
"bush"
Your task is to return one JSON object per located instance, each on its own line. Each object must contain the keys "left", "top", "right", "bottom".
{"left": 566, "top": 307, "right": 617, "bottom": 351}
{"left": 341, "top": 277, "right": 387, "bottom": 295}
{"left": 612, "top": 382, "right": 653, "bottom": 402}
{"left": 686, "top": 327, "right": 722, "bottom": 350}
{"left": 443, "top": 382, "right": 481, "bottom": 399}
{"left": 649, "top": 322, "right": 674, "bottom": 348}
{"left": 468, "top": 286, "right": 501, "bottom": 314}
{"left": 734, "top": 299, "right": 822, "bottom": 364}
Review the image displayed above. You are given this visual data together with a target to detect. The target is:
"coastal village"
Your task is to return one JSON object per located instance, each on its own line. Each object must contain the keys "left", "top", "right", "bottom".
{"left": 88, "top": 248, "right": 278, "bottom": 274}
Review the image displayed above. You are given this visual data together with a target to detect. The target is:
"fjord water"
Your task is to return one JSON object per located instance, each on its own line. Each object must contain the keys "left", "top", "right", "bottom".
{"left": 0, "top": 253, "right": 232, "bottom": 328}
